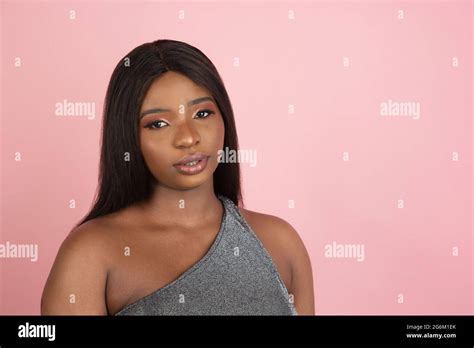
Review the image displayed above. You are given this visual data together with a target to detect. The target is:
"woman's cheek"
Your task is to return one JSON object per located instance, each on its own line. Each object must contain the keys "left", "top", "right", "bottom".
{"left": 213, "top": 118, "right": 225, "bottom": 150}
{"left": 141, "top": 138, "right": 164, "bottom": 171}
{"left": 207, "top": 120, "right": 225, "bottom": 168}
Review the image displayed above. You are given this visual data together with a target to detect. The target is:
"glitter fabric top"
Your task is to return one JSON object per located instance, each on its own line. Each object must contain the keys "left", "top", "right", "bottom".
{"left": 115, "top": 194, "right": 298, "bottom": 316}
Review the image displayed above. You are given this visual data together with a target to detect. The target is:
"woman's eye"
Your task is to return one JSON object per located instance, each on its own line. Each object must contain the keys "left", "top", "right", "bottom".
{"left": 145, "top": 120, "right": 168, "bottom": 129}
{"left": 195, "top": 109, "right": 215, "bottom": 119}
{"left": 144, "top": 110, "right": 214, "bottom": 129}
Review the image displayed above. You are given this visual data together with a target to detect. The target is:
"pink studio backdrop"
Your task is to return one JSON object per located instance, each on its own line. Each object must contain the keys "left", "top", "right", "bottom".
{"left": 1, "top": 0, "right": 472, "bottom": 315}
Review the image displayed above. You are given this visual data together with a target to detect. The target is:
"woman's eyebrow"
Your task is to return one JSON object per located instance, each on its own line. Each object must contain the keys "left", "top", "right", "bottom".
{"left": 139, "top": 96, "right": 214, "bottom": 119}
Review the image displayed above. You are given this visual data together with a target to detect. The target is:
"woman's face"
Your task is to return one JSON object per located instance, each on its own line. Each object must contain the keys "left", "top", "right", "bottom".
{"left": 138, "top": 71, "right": 225, "bottom": 190}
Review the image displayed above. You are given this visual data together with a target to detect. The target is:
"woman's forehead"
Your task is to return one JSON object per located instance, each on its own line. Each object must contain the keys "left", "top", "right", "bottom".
{"left": 142, "top": 72, "right": 213, "bottom": 109}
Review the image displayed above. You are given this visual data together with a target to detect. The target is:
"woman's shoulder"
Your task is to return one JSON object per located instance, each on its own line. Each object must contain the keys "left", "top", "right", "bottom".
{"left": 41, "top": 217, "right": 117, "bottom": 314}
{"left": 236, "top": 206, "right": 312, "bottom": 277}
{"left": 237, "top": 206, "right": 303, "bottom": 248}
{"left": 237, "top": 206, "right": 315, "bottom": 315}
{"left": 68, "top": 203, "right": 141, "bottom": 244}
{"left": 50, "top": 217, "right": 117, "bottom": 282}
{"left": 65, "top": 218, "right": 114, "bottom": 252}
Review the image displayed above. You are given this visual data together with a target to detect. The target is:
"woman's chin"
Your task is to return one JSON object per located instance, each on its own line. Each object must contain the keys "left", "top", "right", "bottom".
{"left": 169, "top": 174, "right": 212, "bottom": 191}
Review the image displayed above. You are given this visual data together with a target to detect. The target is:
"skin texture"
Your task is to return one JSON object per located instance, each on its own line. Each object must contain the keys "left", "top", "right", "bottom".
{"left": 41, "top": 71, "right": 315, "bottom": 315}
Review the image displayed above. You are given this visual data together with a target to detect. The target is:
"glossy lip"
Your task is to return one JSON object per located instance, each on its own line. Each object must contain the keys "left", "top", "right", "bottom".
{"left": 173, "top": 152, "right": 209, "bottom": 166}
{"left": 173, "top": 155, "right": 209, "bottom": 175}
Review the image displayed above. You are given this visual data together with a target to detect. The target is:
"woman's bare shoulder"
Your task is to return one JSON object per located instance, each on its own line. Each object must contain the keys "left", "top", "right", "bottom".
{"left": 66, "top": 204, "right": 139, "bottom": 249}
{"left": 41, "top": 217, "right": 117, "bottom": 315}
{"left": 67, "top": 218, "right": 110, "bottom": 242}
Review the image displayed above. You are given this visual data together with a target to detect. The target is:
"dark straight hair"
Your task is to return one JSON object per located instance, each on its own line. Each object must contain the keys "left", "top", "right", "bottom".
{"left": 75, "top": 39, "right": 243, "bottom": 228}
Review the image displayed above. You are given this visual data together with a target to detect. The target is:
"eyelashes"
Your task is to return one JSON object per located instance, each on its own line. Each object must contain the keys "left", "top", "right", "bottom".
{"left": 195, "top": 109, "right": 215, "bottom": 119}
{"left": 144, "top": 109, "right": 215, "bottom": 130}
{"left": 145, "top": 120, "right": 167, "bottom": 130}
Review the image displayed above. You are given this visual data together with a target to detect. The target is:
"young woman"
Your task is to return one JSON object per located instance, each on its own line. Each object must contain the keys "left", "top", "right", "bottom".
{"left": 41, "top": 39, "right": 315, "bottom": 315}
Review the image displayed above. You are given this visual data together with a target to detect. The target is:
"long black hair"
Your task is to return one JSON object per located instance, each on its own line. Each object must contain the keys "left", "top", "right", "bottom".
{"left": 75, "top": 39, "right": 242, "bottom": 228}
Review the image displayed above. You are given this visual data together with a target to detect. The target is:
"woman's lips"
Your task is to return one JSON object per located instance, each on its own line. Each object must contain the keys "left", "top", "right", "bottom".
{"left": 173, "top": 155, "right": 209, "bottom": 175}
{"left": 173, "top": 152, "right": 209, "bottom": 165}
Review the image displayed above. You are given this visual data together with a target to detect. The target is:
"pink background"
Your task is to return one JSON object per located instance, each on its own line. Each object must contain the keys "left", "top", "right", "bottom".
{"left": 1, "top": 0, "right": 472, "bottom": 314}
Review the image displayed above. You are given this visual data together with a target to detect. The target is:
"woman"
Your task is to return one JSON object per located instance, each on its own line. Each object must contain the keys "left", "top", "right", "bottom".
{"left": 41, "top": 39, "right": 315, "bottom": 315}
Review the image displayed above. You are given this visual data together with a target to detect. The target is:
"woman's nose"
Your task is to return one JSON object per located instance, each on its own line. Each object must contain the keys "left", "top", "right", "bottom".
{"left": 173, "top": 120, "right": 201, "bottom": 148}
